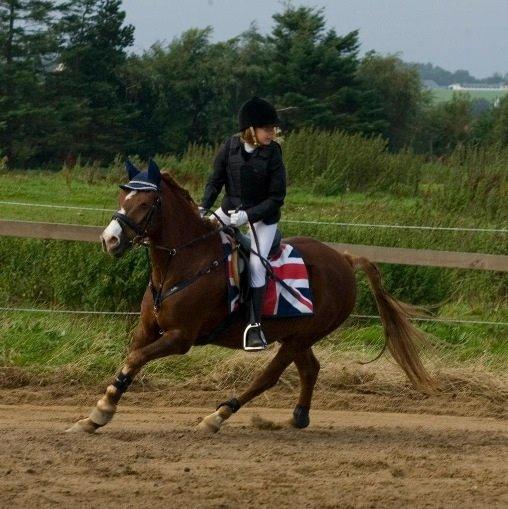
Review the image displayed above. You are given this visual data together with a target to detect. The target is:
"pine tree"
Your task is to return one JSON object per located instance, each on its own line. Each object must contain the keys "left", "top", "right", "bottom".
{"left": 0, "top": 0, "right": 61, "bottom": 166}
{"left": 266, "top": 5, "right": 366, "bottom": 132}
{"left": 52, "top": 0, "right": 136, "bottom": 161}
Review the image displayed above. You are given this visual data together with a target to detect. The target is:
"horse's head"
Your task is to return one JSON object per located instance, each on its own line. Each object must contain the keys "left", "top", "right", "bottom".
{"left": 101, "top": 160, "right": 162, "bottom": 257}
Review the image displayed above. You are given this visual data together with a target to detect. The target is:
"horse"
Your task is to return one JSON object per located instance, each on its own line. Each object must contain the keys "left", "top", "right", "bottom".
{"left": 67, "top": 162, "right": 434, "bottom": 434}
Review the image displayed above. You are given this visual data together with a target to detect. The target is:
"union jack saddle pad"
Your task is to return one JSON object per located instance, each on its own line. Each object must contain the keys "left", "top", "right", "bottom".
{"left": 221, "top": 232, "right": 314, "bottom": 318}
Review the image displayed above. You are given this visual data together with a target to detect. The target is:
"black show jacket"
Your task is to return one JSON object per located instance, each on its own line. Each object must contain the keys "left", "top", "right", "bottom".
{"left": 201, "top": 136, "right": 286, "bottom": 225}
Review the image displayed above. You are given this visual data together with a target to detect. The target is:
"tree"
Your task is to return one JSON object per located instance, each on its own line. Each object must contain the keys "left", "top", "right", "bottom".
{"left": 357, "top": 52, "right": 427, "bottom": 150}
{"left": 414, "top": 62, "right": 477, "bottom": 86}
{"left": 124, "top": 28, "right": 220, "bottom": 155}
{"left": 415, "top": 94, "right": 473, "bottom": 156}
{"left": 52, "top": 0, "right": 136, "bottom": 161}
{"left": 491, "top": 95, "right": 508, "bottom": 147}
{"left": 124, "top": 24, "right": 271, "bottom": 155}
{"left": 0, "top": 0, "right": 135, "bottom": 166}
{"left": 265, "top": 5, "right": 369, "bottom": 132}
{"left": 0, "top": 0, "right": 62, "bottom": 166}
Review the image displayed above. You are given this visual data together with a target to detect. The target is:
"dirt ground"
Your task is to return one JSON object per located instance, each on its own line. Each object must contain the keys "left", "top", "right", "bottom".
{"left": 0, "top": 389, "right": 506, "bottom": 509}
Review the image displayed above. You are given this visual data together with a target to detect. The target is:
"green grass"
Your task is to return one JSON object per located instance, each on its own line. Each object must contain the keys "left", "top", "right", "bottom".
{"left": 1, "top": 312, "right": 506, "bottom": 386}
{"left": 0, "top": 170, "right": 505, "bottom": 253}
{"left": 431, "top": 88, "right": 508, "bottom": 103}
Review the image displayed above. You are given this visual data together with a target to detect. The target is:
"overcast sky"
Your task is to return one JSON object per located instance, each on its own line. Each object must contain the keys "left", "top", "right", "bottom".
{"left": 122, "top": 0, "right": 507, "bottom": 78}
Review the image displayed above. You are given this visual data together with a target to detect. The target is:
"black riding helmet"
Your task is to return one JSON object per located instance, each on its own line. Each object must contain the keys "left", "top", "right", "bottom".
{"left": 238, "top": 96, "right": 280, "bottom": 131}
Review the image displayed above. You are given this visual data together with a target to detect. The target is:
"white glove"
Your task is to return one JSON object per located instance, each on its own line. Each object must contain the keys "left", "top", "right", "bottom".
{"left": 198, "top": 206, "right": 207, "bottom": 218}
{"left": 230, "top": 210, "right": 249, "bottom": 227}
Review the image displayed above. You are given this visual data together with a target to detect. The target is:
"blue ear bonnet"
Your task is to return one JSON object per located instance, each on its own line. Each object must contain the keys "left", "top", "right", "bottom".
{"left": 120, "top": 159, "right": 161, "bottom": 191}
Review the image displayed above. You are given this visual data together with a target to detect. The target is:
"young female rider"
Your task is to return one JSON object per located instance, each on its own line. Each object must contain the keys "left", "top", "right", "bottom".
{"left": 200, "top": 96, "right": 287, "bottom": 351}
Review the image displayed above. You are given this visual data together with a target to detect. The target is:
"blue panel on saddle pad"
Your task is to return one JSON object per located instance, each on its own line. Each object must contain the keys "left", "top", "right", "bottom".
{"left": 298, "top": 287, "right": 313, "bottom": 301}
{"left": 273, "top": 286, "right": 313, "bottom": 317}
{"left": 276, "top": 293, "right": 302, "bottom": 317}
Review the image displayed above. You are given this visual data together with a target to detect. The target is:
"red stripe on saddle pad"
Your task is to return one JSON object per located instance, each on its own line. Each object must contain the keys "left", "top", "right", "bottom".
{"left": 270, "top": 263, "right": 308, "bottom": 281}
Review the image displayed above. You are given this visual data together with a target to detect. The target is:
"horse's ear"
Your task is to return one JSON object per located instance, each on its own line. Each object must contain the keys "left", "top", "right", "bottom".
{"left": 125, "top": 159, "right": 139, "bottom": 180}
{"left": 147, "top": 159, "right": 161, "bottom": 187}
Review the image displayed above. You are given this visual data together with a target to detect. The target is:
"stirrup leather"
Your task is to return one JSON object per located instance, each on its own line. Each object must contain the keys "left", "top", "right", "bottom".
{"left": 243, "top": 323, "right": 267, "bottom": 351}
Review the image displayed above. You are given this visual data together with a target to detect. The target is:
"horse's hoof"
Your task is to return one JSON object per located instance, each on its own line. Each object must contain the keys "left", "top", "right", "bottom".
{"left": 196, "top": 419, "right": 219, "bottom": 434}
{"left": 65, "top": 418, "right": 97, "bottom": 434}
{"left": 196, "top": 414, "right": 221, "bottom": 434}
{"left": 291, "top": 405, "right": 310, "bottom": 429}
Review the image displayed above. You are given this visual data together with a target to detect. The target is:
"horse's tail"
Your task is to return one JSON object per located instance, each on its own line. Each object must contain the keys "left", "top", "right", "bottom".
{"left": 344, "top": 253, "right": 435, "bottom": 392}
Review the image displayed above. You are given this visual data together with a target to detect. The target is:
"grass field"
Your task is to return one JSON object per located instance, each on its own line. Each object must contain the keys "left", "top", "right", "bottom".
{"left": 0, "top": 166, "right": 506, "bottom": 385}
{"left": 431, "top": 88, "right": 508, "bottom": 103}
{"left": 1, "top": 311, "right": 506, "bottom": 387}
{"left": 0, "top": 170, "right": 505, "bottom": 252}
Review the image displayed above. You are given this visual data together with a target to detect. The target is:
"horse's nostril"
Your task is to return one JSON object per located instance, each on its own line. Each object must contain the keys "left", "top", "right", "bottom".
{"left": 102, "top": 235, "right": 120, "bottom": 251}
{"left": 108, "top": 236, "right": 120, "bottom": 248}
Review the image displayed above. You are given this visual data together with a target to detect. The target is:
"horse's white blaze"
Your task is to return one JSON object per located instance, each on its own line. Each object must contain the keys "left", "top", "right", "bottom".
{"left": 102, "top": 218, "right": 123, "bottom": 241}
{"left": 101, "top": 205, "right": 127, "bottom": 250}
{"left": 102, "top": 196, "right": 136, "bottom": 250}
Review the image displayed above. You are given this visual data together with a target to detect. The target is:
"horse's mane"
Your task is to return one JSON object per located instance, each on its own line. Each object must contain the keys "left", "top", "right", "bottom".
{"left": 160, "top": 171, "right": 216, "bottom": 231}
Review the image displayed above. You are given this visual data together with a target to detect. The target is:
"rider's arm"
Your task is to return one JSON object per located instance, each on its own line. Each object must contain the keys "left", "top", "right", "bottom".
{"left": 201, "top": 141, "right": 228, "bottom": 211}
{"left": 245, "top": 144, "right": 286, "bottom": 223}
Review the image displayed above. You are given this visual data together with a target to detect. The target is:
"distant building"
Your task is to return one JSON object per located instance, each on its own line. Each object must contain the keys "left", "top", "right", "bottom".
{"left": 449, "top": 83, "right": 508, "bottom": 91}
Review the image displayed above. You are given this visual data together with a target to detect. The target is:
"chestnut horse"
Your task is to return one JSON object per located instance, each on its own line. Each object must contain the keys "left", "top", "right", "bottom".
{"left": 67, "top": 169, "right": 433, "bottom": 434}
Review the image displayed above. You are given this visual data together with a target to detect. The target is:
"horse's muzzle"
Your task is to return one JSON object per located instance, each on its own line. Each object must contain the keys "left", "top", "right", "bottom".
{"left": 102, "top": 217, "right": 132, "bottom": 257}
{"left": 101, "top": 230, "right": 130, "bottom": 258}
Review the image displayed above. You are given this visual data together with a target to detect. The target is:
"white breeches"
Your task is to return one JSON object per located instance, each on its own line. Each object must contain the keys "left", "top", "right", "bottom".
{"left": 214, "top": 207, "right": 277, "bottom": 288}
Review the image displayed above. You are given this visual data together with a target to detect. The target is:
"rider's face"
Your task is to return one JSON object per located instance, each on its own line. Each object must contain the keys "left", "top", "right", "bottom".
{"left": 255, "top": 126, "right": 277, "bottom": 145}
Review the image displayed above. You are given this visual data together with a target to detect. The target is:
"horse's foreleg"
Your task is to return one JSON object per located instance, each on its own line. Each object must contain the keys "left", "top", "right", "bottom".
{"left": 66, "top": 328, "right": 191, "bottom": 433}
{"left": 198, "top": 343, "right": 297, "bottom": 433}
{"left": 290, "top": 348, "right": 320, "bottom": 429}
{"left": 65, "top": 364, "right": 140, "bottom": 433}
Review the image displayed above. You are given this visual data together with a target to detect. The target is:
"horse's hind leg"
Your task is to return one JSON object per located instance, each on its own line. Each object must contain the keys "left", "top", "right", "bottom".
{"left": 198, "top": 342, "right": 297, "bottom": 433}
{"left": 290, "top": 348, "right": 320, "bottom": 429}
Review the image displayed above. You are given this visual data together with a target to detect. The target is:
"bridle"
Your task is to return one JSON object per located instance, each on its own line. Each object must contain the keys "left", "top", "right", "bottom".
{"left": 111, "top": 193, "right": 162, "bottom": 245}
{"left": 109, "top": 193, "right": 229, "bottom": 316}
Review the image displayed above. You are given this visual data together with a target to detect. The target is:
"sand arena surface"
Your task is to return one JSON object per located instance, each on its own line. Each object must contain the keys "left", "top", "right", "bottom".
{"left": 0, "top": 396, "right": 507, "bottom": 508}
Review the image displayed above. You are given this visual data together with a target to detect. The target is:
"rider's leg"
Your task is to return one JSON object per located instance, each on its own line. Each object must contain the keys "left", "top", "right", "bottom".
{"left": 243, "top": 221, "right": 277, "bottom": 350}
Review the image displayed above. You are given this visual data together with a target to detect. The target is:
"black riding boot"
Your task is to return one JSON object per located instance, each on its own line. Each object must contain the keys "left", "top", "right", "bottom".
{"left": 243, "top": 286, "right": 267, "bottom": 351}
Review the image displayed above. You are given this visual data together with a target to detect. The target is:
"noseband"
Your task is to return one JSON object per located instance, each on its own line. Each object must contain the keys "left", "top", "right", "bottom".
{"left": 111, "top": 194, "right": 161, "bottom": 244}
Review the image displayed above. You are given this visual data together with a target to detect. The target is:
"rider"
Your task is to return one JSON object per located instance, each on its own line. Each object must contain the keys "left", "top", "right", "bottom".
{"left": 200, "top": 96, "right": 287, "bottom": 351}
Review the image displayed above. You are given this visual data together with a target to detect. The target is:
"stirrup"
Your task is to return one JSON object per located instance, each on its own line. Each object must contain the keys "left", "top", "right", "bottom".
{"left": 243, "top": 323, "right": 267, "bottom": 351}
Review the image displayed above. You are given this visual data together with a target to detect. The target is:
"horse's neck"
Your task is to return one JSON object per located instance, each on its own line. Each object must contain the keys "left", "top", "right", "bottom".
{"left": 149, "top": 185, "right": 220, "bottom": 286}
